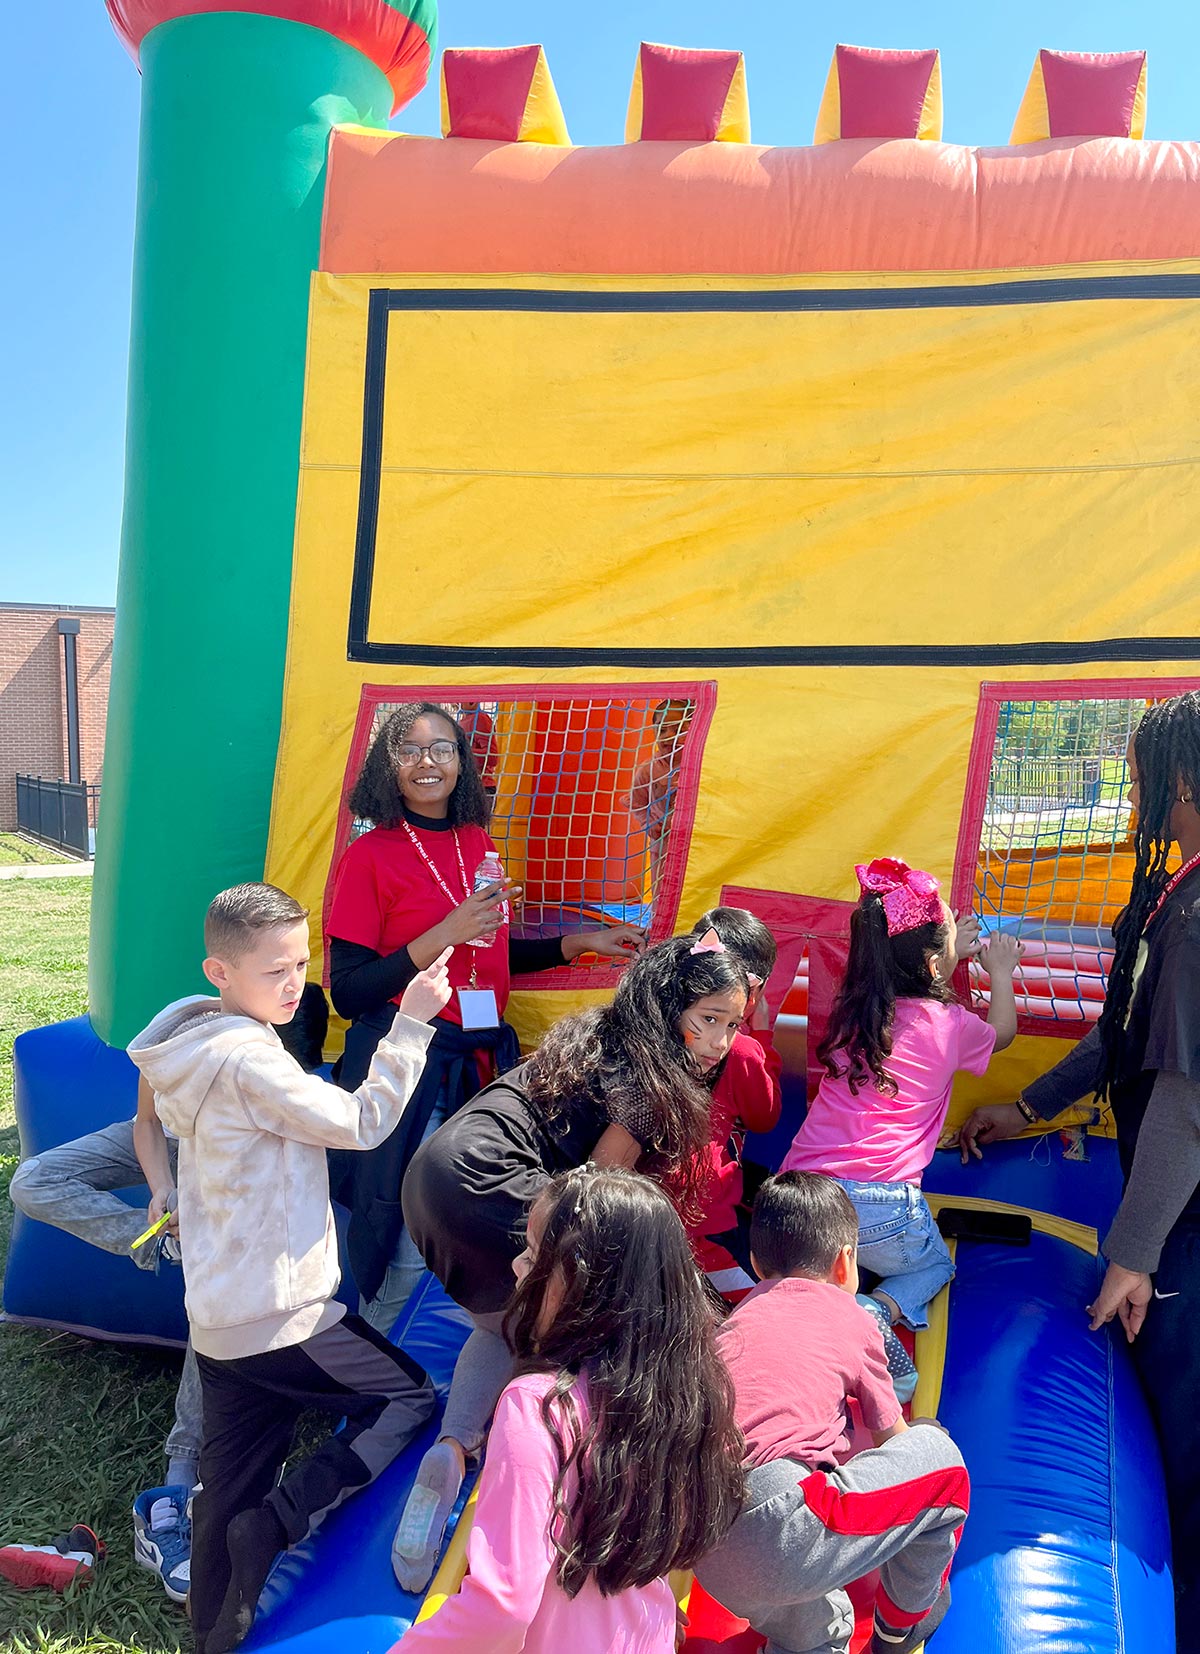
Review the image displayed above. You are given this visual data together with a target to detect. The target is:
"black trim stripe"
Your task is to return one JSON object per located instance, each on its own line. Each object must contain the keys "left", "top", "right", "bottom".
{"left": 346, "top": 279, "right": 1200, "bottom": 670}
{"left": 350, "top": 637, "right": 1200, "bottom": 670}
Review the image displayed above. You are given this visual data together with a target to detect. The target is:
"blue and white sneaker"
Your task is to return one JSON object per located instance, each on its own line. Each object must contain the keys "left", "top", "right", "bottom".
{"left": 857, "top": 1294, "right": 919, "bottom": 1406}
{"left": 132, "top": 1484, "right": 191, "bottom": 1604}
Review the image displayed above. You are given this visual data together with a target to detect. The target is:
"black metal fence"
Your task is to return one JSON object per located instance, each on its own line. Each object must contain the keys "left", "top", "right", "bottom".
{"left": 989, "top": 756, "right": 1104, "bottom": 813}
{"left": 15, "top": 775, "right": 99, "bottom": 858}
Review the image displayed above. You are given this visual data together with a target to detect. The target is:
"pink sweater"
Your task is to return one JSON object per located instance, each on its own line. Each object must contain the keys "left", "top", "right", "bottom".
{"left": 396, "top": 1373, "right": 677, "bottom": 1653}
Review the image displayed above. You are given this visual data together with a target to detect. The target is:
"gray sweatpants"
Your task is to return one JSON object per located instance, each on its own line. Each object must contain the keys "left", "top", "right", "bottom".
{"left": 696, "top": 1424, "right": 969, "bottom": 1654}
{"left": 9, "top": 1119, "right": 202, "bottom": 1479}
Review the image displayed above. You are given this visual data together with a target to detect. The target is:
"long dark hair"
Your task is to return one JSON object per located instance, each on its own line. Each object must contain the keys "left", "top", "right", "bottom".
{"left": 1096, "top": 692, "right": 1200, "bottom": 1101}
{"left": 818, "top": 895, "right": 951, "bottom": 1095}
{"left": 523, "top": 935, "right": 749, "bottom": 1218}
{"left": 505, "top": 1166, "right": 744, "bottom": 1597}
{"left": 347, "top": 702, "right": 491, "bottom": 829}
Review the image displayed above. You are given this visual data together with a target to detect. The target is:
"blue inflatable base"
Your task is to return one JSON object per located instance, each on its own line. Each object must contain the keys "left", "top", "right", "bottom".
{"left": 3, "top": 1018, "right": 358, "bottom": 1345}
{"left": 4, "top": 1016, "right": 190, "bottom": 1344}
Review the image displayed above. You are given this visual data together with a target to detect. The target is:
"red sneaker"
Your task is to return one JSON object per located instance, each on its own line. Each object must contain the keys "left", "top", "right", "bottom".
{"left": 0, "top": 1523, "right": 105, "bottom": 1591}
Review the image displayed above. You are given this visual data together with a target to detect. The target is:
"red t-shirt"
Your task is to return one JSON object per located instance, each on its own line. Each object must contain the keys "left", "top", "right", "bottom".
{"left": 327, "top": 822, "right": 509, "bottom": 1029}
{"left": 666, "top": 1030, "right": 783, "bottom": 1242}
{"left": 718, "top": 1276, "right": 900, "bottom": 1467}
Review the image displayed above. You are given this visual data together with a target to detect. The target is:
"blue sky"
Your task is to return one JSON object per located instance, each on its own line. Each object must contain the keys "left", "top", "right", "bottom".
{"left": 5, "top": 2, "right": 1198, "bottom": 606}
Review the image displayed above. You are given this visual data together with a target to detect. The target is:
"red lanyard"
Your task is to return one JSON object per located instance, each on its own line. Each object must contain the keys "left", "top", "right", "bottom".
{"left": 1144, "top": 849, "right": 1200, "bottom": 932}
{"left": 400, "top": 821, "right": 472, "bottom": 911}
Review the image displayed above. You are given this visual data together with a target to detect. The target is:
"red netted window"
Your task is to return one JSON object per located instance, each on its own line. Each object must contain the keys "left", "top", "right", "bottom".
{"left": 328, "top": 680, "right": 715, "bottom": 989}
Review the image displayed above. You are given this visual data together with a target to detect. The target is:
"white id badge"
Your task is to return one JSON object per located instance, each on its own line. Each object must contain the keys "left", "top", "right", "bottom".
{"left": 458, "top": 988, "right": 500, "bottom": 1030}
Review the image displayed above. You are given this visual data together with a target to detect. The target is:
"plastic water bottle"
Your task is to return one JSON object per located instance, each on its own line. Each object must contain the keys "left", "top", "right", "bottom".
{"left": 470, "top": 851, "right": 508, "bottom": 947}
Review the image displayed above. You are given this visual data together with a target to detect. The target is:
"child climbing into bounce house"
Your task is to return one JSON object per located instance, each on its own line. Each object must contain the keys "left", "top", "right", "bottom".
{"left": 697, "top": 1171, "right": 969, "bottom": 1654}
{"left": 781, "top": 860, "right": 1021, "bottom": 1398}
{"left": 127, "top": 883, "right": 451, "bottom": 1653}
{"left": 393, "top": 933, "right": 751, "bottom": 1593}
{"left": 673, "top": 907, "right": 782, "bottom": 1298}
{"left": 396, "top": 1164, "right": 745, "bottom": 1651}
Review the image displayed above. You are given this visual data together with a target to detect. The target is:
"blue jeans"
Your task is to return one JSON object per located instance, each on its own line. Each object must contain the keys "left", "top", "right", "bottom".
{"left": 834, "top": 1178, "right": 954, "bottom": 1331}
{"left": 10, "top": 1119, "right": 202, "bottom": 1476}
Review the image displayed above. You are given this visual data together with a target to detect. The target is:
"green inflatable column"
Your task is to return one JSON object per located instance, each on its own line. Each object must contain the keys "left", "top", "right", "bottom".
{"left": 93, "top": 12, "right": 402, "bottom": 1046}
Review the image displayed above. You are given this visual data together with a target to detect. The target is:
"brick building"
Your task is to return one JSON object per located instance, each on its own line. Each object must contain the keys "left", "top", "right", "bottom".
{"left": 0, "top": 602, "right": 115, "bottom": 834}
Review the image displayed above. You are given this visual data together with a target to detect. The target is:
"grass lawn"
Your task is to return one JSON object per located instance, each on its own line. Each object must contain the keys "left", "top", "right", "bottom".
{"left": 0, "top": 880, "right": 185, "bottom": 1654}
{"left": 0, "top": 834, "right": 71, "bottom": 868}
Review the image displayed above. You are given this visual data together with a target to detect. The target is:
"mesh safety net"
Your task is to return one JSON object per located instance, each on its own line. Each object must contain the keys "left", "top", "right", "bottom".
{"left": 351, "top": 694, "right": 699, "bottom": 947}
{"left": 969, "top": 696, "right": 1145, "bottom": 1027}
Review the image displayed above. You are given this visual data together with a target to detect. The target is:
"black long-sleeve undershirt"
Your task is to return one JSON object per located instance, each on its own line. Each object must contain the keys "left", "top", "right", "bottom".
{"left": 328, "top": 934, "right": 569, "bottom": 1021}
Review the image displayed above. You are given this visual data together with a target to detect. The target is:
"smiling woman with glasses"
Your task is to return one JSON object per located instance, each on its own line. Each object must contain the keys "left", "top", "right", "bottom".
{"left": 325, "top": 701, "right": 646, "bottom": 1338}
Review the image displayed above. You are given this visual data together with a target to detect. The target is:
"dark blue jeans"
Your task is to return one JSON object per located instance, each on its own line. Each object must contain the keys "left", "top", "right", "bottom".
{"left": 1133, "top": 1216, "right": 1200, "bottom": 1650}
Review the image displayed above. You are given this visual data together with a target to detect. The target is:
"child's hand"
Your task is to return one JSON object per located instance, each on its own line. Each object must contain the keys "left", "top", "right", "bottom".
{"left": 147, "top": 1187, "right": 179, "bottom": 1238}
{"left": 952, "top": 910, "right": 982, "bottom": 963}
{"left": 399, "top": 948, "right": 454, "bottom": 1023}
{"left": 979, "top": 933, "right": 1024, "bottom": 976}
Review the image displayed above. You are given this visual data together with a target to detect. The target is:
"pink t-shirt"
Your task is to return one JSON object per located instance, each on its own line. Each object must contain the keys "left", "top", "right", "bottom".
{"left": 718, "top": 1277, "right": 900, "bottom": 1467}
{"left": 782, "top": 998, "right": 996, "bottom": 1185}
{"left": 397, "top": 1373, "right": 676, "bottom": 1654}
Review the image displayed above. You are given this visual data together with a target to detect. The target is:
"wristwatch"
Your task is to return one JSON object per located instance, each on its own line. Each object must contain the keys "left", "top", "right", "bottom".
{"left": 1014, "top": 1095, "right": 1038, "bottom": 1126}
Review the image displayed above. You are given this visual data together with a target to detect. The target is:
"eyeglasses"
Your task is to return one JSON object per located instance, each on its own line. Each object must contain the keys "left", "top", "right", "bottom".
{"left": 396, "top": 741, "right": 459, "bottom": 766}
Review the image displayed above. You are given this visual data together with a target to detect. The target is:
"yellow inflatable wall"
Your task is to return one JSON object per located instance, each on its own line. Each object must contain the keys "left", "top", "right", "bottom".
{"left": 265, "top": 263, "right": 1200, "bottom": 1125}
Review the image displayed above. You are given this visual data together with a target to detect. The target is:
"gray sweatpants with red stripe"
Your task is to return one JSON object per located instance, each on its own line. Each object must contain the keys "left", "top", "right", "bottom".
{"left": 696, "top": 1423, "right": 969, "bottom": 1654}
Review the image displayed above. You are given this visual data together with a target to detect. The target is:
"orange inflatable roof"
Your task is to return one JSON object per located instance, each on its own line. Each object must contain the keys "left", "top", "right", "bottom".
{"left": 320, "top": 130, "right": 1200, "bottom": 275}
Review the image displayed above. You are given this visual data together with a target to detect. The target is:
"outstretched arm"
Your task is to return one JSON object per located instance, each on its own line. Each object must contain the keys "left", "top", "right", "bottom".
{"left": 979, "top": 933, "right": 1023, "bottom": 1052}
{"left": 955, "top": 1024, "right": 1104, "bottom": 1162}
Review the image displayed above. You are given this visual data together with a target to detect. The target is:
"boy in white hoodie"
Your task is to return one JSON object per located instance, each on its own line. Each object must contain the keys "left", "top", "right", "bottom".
{"left": 129, "top": 883, "right": 448, "bottom": 1654}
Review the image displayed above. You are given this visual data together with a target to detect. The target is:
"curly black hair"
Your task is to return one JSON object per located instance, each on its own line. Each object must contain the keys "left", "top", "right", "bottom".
{"left": 347, "top": 702, "right": 491, "bottom": 829}
{"left": 523, "top": 934, "right": 750, "bottom": 1221}
{"left": 1096, "top": 691, "right": 1200, "bottom": 1102}
{"left": 505, "top": 1165, "right": 744, "bottom": 1598}
{"left": 817, "top": 895, "right": 952, "bottom": 1096}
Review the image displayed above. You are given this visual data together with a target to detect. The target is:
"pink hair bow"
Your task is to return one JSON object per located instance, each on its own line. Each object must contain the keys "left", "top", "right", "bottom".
{"left": 689, "top": 928, "right": 726, "bottom": 956}
{"left": 855, "top": 858, "right": 943, "bottom": 937}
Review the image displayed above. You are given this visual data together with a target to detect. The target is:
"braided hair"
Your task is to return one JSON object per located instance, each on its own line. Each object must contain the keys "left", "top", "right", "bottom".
{"left": 1095, "top": 691, "right": 1200, "bottom": 1102}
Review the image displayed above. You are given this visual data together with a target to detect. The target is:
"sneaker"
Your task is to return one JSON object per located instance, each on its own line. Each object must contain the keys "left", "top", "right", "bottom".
{"left": 0, "top": 1523, "right": 104, "bottom": 1591}
{"left": 133, "top": 1483, "right": 191, "bottom": 1604}
{"left": 857, "top": 1294, "right": 919, "bottom": 1405}
{"left": 869, "top": 1582, "right": 952, "bottom": 1653}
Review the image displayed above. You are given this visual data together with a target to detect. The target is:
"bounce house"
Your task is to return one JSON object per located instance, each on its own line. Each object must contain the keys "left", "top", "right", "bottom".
{"left": 7, "top": 3, "right": 1199, "bottom": 1646}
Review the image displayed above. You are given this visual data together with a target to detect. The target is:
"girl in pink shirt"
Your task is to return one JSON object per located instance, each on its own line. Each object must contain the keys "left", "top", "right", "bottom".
{"left": 394, "top": 1165, "right": 744, "bottom": 1654}
{"left": 781, "top": 858, "right": 1022, "bottom": 1400}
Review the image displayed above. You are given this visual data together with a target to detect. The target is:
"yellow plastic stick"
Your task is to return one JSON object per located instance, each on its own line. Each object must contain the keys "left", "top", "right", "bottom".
{"left": 130, "top": 1209, "right": 172, "bottom": 1252}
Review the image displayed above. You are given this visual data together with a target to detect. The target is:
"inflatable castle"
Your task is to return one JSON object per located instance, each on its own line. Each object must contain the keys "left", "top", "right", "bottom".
{"left": 7, "top": 5, "right": 1195, "bottom": 1646}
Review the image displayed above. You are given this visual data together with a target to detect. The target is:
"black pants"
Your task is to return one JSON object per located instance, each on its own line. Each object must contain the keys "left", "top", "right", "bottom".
{"left": 1133, "top": 1219, "right": 1200, "bottom": 1652}
{"left": 192, "top": 1314, "right": 436, "bottom": 1641}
